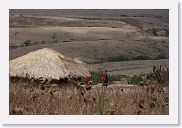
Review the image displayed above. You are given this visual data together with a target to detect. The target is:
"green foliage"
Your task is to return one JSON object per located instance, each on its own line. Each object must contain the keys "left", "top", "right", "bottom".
{"left": 108, "top": 74, "right": 124, "bottom": 82}
{"left": 127, "top": 75, "right": 142, "bottom": 85}
{"left": 91, "top": 72, "right": 127, "bottom": 85}
{"left": 91, "top": 72, "right": 102, "bottom": 85}
{"left": 107, "top": 56, "right": 130, "bottom": 62}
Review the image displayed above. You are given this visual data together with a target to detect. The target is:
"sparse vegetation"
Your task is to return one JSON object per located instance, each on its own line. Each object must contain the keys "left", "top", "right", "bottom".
{"left": 128, "top": 75, "right": 142, "bottom": 85}
{"left": 23, "top": 40, "right": 31, "bottom": 46}
{"left": 91, "top": 72, "right": 102, "bottom": 85}
{"left": 91, "top": 72, "right": 128, "bottom": 85}
{"left": 146, "top": 28, "right": 169, "bottom": 37}
{"left": 107, "top": 56, "right": 130, "bottom": 62}
{"left": 10, "top": 65, "right": 169, "bottom": 115}
{"left": 132, "top": 55, "right": 151, "bottom": 60}
{"left": 155, "top": 54, "right": 168, "bottom": 59}
{"left": 150, "top": 28, "right": 158, "bottom": 36}
{"left": 108, "top": 74, "right": 128, "bottom": 83}
{"left": 149, "top": 65, "right": 169, "bottom": 85}
{"left": 51, "top": 32, "right": 57, "bottom": 39}
{"left": 127, "top": 65, "right": 169, "bottom": 86}
{"left": 9, "top": 9, "right": 169, "bottom": 115}
{"left": 94, "top": 55, "right": 168, "bottom": 63}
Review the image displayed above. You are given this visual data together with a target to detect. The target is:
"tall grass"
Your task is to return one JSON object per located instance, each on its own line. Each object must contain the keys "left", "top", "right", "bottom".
{"left": 9, "top": 83, "right": 169, "bottom": 115}
{"left": 127, "top": 65, "right": 169, "bottom": 86}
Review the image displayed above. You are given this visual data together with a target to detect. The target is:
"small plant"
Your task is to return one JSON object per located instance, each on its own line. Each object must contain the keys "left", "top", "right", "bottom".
{"left": 23, "top": 40, "right": 31, "bottom": 46}
{"left": 108, "top": 74, "right": 126, "bottom": 83}
{"left": 91, "top": 71, "right": 128, "bottom": 85}
{"left": 51, "top": 32, "right": 57, "bottom": 39}
{"left": 127, "top": 75, "right": 142, "bottom": 85}
{"left": 152, "top": 65, "right": 169, "bottom": 85}
{"left": 151, "top": 28, "right": 158, "bottom": 36}
{"left": 91, "top": 72, "right": 102, "bottom": 85}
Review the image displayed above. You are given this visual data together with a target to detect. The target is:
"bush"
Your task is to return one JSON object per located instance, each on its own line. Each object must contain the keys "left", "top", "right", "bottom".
{"left": 155, "top": 54, "right": 167, "bottom": 59}
{"left": 91, "top": 72, "right": 102, "bottom": 85}
{"left": 132, "top": 55, "right": 151, "bottom": 60}
{"left": 91, "top": 72, "right": 127, "bottom": 85}
{"left": 147, "top": 28, "right": 158, "bottom": 36}
{"left": 151, "top": 65, "right": 169, "bottom": 85}
{"left": 151, "top": 28, "right": 158, "bottom": 36}
{"left": 23, "top": 40, "right": 31, "bottom": 46}
{"left": 107, "top": 56, "right": 130, "bottom": 62}
{"left": 51, "top": 32, "right": 57, "bottom": 39}
{"left": 108, "top": 74, "right": 125, "bottom": 83}
{"left": 127, "top": 75, "right": 142, "bottom": 85}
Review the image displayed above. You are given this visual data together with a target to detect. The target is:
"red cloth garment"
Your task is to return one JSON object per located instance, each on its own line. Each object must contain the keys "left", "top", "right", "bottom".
{"left": 85, "top": 76, "right": 91, "bottom": 85}
{"left": 102, "top": 71, "right": 106, "bottom": 81}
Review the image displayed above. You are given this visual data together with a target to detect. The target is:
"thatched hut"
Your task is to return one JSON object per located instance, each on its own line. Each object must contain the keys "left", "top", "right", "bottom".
{"left": 10, "top": 48, "right": 92, "bottom": 85}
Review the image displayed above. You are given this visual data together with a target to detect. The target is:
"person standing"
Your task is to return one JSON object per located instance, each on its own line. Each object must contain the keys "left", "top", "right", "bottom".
{"left": 102, "top": 70, "right": 109, "bottom": 87}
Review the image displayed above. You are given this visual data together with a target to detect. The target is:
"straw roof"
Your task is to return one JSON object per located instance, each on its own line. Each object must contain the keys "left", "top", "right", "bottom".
{"left": 10, "top": 48, "right": 91, "bottom": 80}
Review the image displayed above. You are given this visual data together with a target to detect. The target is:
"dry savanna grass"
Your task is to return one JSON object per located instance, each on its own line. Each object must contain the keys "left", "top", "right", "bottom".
{"left": 9, "top": 10, "right": 169, "bottom": 115}
{"left": 9, "top": 82, "right": 169, "bottom": 115}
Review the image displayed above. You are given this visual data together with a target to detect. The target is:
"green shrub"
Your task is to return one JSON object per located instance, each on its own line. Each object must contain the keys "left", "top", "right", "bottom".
{"left": 127, "top": 75, "right": 142, "bottom": 85}
{"left": 91, "top": 72, "right": 102, "bottom": 85}
{"left": 107, "top": 56, "right": 130, "bottom": 62}
{"left": 91, "top": 72, "right": 127, "bottom": 85}
{"left": 108, "top": 74, "right": 124, "bottom": 82}
{"left": 132, "top": 55, "right": 151, "bottom": 60}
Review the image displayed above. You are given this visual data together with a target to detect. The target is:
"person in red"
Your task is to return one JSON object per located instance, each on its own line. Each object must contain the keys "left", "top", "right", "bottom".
{"left": 102, "top": 70, "right": 108, "bottom": 87}
{"left": 85, "top": 76, "right": 91, "bottom": 85}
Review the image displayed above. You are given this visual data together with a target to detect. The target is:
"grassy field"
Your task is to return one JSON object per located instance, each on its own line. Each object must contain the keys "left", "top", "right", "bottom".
{"left": 10, "top": 83, "right": 169, "bottom": 115}
{"left": 9, "top": 9, "right": 169, "bottom": 64}
{"left": 9, "top": 9, "right": 169, "bottom": 115}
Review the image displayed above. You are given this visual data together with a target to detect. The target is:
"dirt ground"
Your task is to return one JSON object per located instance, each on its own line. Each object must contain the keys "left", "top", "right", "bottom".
{"left": 9, "top": 9, "right": 169, "bottom": 75}
{"left": 93, "top": 59, "right": 168, "bottom": 76}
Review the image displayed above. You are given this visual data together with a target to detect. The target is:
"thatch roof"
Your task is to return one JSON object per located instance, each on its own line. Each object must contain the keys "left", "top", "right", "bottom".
{"left": 10, "top": 48, "right": 91, "bottom": 80}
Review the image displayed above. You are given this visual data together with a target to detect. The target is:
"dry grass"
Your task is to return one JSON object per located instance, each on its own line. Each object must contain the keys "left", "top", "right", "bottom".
{"left": 152, "top": 65, "right": 169, "bottom": 84}
{"left": 9, "top": 82, "right": 169, "bottom": 115}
